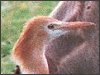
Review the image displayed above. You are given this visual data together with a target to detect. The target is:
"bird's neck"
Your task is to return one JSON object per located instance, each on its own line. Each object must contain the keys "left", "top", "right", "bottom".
{"left": 13, "top": 35, "right": 49, "bottom": 74}
{"left": 21, "top": 45, "right": 49, "bottom": 74}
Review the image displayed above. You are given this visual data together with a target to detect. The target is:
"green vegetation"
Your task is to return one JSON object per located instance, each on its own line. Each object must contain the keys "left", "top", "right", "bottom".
{"left": 1, "top": 1, "right": 58, "bottom": 74}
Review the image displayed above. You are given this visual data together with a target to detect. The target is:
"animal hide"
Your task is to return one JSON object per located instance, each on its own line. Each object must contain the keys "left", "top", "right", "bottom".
{"left": 46, "top": 1, "right": 99, "bottom": 74}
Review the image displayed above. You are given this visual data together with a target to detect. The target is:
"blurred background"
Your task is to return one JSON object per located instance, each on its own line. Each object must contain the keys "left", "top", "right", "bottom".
{"left": 1, "top": 1, "right": 58, "bottom": 74}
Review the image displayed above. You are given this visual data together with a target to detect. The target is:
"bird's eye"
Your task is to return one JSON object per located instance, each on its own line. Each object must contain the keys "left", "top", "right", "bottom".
{"left": 48, "top": 24, "right": 54, "bottom": 29}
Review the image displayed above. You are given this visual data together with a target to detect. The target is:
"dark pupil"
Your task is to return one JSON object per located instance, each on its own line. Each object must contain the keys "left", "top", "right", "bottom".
{"left": 48, "top": 24, "right": 54, "bottom": 29}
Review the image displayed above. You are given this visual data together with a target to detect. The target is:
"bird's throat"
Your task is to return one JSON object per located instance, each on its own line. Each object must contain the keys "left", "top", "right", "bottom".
{"left": 12, "top": 35, "right": 49, "bottom": 74}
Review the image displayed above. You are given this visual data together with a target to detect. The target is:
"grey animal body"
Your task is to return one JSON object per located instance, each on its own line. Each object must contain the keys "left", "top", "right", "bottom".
{"left": 46, "top": 1, "right": 99, "bottom": 74}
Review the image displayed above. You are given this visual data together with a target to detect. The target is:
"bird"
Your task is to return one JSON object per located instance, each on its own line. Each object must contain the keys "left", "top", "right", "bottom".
{"left": 11, "top": 16, "right": 95, "bottom": 74}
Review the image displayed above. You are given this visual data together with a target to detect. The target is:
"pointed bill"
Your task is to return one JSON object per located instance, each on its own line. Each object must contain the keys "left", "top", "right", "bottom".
{"left": 55, "top": 22, "right": 96, "bottom": 30}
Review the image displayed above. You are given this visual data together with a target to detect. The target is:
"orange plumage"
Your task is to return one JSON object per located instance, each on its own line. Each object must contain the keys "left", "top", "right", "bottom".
{"left": 12, "top": 16, "right": 95, "bottom": 74}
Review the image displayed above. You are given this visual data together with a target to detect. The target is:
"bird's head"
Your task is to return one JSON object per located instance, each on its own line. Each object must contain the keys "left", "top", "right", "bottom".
{"left": 18, "top": 16, "right": 96, "bottom": 44}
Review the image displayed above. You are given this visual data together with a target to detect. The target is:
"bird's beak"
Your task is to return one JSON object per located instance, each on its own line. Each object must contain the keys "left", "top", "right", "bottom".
{"left": 55, "top": 21, "right": 96, "bottom": 30}
{"left": 47, "top": 21, "right": 96, "bottom": 41}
